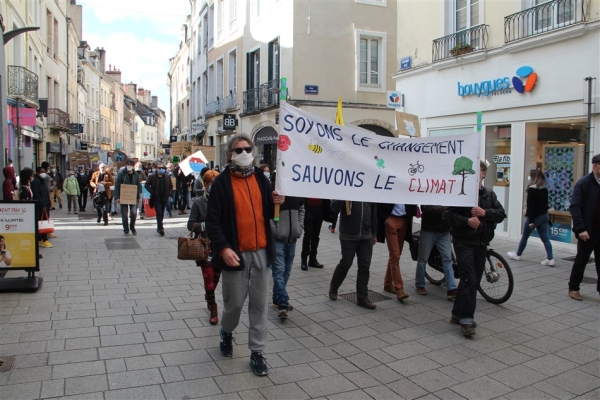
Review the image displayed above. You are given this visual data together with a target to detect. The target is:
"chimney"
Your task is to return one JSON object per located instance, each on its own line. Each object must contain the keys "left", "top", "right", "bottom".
{"left": 151, "top": 96, "right": 158, "bottom": 108}
{"left": 124, "top": 83, "right": 137, "bottom": 100}
{"left": 96, "top": 47, "right": 106, "bottom": 73}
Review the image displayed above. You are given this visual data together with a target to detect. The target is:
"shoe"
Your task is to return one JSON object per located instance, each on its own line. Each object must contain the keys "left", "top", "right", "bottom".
{"left": 450, "top": 315, "right": 477, "bottom": 327}
{"left": 178, "top": 211, "right": 183, "bottom": 215}
{"left": 111, "top": 212, "right": 117, "bottom": 216}
{"left": 541, "top": 259, "right": 555, "bottom": 266}
{"left": 131, "top": 229, "right": 137, "bottom": 236}
{"left": 507, "top": 251, "right": 521, "bottom": 261}
{"left": 446, "top": 289, "right": 457, "bottom": 300}
{"left": 124, "top": 231, "right": 129, "bottom": 235}
{"left": 568, "top": 290, "right": 583, "bottom": 301}
{"left": 97, "top": 217, "right": 101, "bottom": 223}
{"left": 48, "top": 233, "right": 57, "bottom": 238}
{"left": 104, "top": 221, "right": 108, "bottom": 226}
{"left": 74, "top": 211, "right": 78, "bottom": 215}
{"left": 219, "top": 328, "right": 235, "bottom": 357}
{"left": 397, "top": 291, "right": 409, "bottom": 301}
{"left": 159, "top": 230, "right": 165, "bottom": 236}
{"left": 383, "top": 285, "right": 396, "bottom": 294}
{"left": 272, "top": 300, "right": 294, "bottom": 311}
{"left": 59, "top": 204, "right": 62, "bottom": 209}
{"left": 308, "top": 259, "right": 324, "bottom": 268}
{"left": 277, "top": 307, "right": 289, "bottom": 318}
{"left": 357, "top": 298, "right": 377, "bottom": 309}
{"left": 208, "top": 303, "right": 218, "bottom": 325}
{"left": 249, "top": 352, "right": 269, "bottom": 376}
{"left": 41, "top": 240, "right": 53, "bottom": 248}
{"left": 182, "top": 210, "right": 187, "bottom": 214}
{"left": 50, "top": 207, "right": 56, "bottom": 211}
{"left": 329, "top": 287, "right": 338, "bottom": 301}
{"left": 301, "top": 262, "right": 308, "bottom": 271}
{"left": 461, "top": 324, "right": 476, "bottom": 337}
{"left": 415, "top": 287, "right": 427, "bottom": 295}
{"left": 329, "top": 225, "right": 335, "bottom": 233}
{"left": 107, "top": 216, "right": 113, "bottom": 221}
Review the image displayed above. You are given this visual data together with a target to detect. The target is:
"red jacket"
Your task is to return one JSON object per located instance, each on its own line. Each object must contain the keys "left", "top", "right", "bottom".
{"left": 2, "top": 166, "right": 16, "bottom": 201}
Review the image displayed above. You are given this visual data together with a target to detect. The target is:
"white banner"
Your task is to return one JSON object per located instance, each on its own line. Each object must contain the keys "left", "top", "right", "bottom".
{"left": 275, "top": 103, "right": 481, "bottom": 207}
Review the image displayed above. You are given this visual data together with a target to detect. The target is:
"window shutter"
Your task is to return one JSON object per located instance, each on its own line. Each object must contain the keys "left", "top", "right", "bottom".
{"left": 246, "top": 53, "right": 252, "bottom": 90}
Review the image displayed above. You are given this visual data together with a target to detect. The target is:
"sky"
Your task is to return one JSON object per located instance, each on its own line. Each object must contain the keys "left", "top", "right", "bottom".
{"left": 80, "top": 0, "right": 190, "bottom": 139}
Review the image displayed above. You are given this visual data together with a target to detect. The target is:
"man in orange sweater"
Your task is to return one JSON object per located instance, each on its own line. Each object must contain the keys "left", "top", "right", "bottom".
{"left": 206, "top": 134, "right": 284, "bottom": 377}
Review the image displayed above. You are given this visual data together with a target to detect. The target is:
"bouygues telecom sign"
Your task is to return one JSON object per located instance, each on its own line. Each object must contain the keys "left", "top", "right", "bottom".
{"left": 457, "top": 66, "right": 538, "bottom": 97}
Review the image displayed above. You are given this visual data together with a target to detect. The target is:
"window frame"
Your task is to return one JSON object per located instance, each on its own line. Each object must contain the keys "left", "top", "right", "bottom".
{"left": 228, "top": 47, "right": 238, "bottom": 96}
{"left": 354, "top": 29, "right": 386, "bottom": 93}
{"left": 453, "top": 0, "right": 482, "bottom": 33}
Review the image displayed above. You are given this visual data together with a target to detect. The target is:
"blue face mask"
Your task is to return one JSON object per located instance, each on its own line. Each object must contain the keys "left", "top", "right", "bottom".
{"left": 80, "top": 173, "right": 84, "bottom": 176}
{"left": 158, "top": 168, "right": 165, "bottom": 174}
{"left": 264, "top": 172, "right": 270, "bottom": 179}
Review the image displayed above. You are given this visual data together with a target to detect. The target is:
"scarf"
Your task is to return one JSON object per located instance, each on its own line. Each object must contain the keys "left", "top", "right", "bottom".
{"left": 229, "top": 164, "right": 255, "bottom": 178}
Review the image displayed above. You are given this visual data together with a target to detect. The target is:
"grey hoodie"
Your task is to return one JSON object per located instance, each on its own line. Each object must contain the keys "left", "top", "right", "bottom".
{"left": 270, "top": 196, "right": 305, "bottom": 243}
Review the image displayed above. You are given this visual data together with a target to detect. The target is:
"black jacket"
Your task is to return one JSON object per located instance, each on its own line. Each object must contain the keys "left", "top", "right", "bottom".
{"left": 187, "top": 195, "right": 209, "bottom": 237}
{"left": 206, "top": 167, "right": 276, "bottom": 272}
{"left": 420, "top": 205, "right": 450, "bottom": 233}
{"left": 31, "top": 175, "right": 51, "bottom": 209}
{"left": 145, "top": 173, "right": 173, "bottom": 202}
{"left": 76, "top": 173, "right": 89, "bottom": 191}
{"left": 570, "top": 172, "right": 600, "bottom": 237}
{"left": 443, "top": 186, "right": 506, "bottom": 246}
{"left": 331, "top": 201, "right": 377, "bottom": 241}
{"left": 376, "top": 203, "right": 417, "bottom": 244}
{"left": 525, "top": 186, "right": 549, "bottom": 218}
{"left": 50, "top": 171, "right": 64, "bottom": 190}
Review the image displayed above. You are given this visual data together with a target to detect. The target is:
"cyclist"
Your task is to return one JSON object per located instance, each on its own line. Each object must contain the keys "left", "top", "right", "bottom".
{"left": 443, "top": 161, "right": 506, "bottom": 337}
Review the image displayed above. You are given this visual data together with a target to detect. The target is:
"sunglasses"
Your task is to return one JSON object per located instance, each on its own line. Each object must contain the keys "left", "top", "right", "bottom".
{"left": 233, "top": 147, "right": 253, "bottom": 154}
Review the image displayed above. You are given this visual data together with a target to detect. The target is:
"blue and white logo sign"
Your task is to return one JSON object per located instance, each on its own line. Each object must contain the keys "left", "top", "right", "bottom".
{"left": 386, "top": 91, "right": 402, "bottom": 109}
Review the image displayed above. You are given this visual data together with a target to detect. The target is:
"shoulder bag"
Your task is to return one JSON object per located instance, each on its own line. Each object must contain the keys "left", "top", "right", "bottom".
{"left": 177, "top": 223, "right": 210, "bottom": 261}
{"left": 38, "top": 209, "right": 55, "bottom": 234}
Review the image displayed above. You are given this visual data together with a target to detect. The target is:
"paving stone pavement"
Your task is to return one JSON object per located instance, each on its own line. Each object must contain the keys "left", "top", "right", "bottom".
{"left": 0, "top": 207, "right": 598, "bottom": 399}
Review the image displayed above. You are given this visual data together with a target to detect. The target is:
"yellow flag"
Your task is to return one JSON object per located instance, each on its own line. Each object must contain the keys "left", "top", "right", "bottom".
{"left": 335, "top": 96, "right": 344, "bottom": 126}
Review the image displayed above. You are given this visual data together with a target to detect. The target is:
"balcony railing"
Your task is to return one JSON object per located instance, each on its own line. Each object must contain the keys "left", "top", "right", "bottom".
{"left": 7, "top": 65, "right": 39, "bottom": 107}
{"left": 432, "top": 24, "right": 489, "bottom": 62}
{"left": 47, "top": 108, "right": 70, "bottom": 131}
{"left": 225, "top": 92, "right": 238, "bottom": 111}
{"left": 101, "top": 136, "right": 111, "bottom": 144}
{"left": 243, "top": 88, "right": 260, "bottom": 114}
{"left": 205, "top": 99, "right": 222, "bottom": 117}
{"left": 504, "top": 0, "right": 586, "bottom": 43}
{"left": 243, "top": 79, "right": 280, "bottom": 114}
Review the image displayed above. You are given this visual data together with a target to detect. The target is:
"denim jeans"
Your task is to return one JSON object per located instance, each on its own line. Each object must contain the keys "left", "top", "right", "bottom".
{"left": 415, "top": 230, "right": 457, "bottom": 290}
{"left": 516, "top": 213, "right": 553, "bottom": 259}
{"left": 153, "top": 200, "right": 167, "bottom": 231}
{"left": 271, "top": 240, "right": 297, "bottom": 307}
{"left": 120, "top": 204, "right": 137, "bottom": 233}
{"left": 166, "top": 190, "right": 176, "bottom": 214}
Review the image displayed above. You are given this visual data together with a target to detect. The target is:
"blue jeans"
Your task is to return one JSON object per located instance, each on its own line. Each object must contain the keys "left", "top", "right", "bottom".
{"left": 516, "top": 213, "right": 553, "bottom": 259}
{"left": 415, "top": 230, "right": 457, "bottom": 290}
{"left": 120, "top": 204, "right": 137, "bottom": 233}
{"left": 271, "top": 240, "right": 296, "bottom": 307}
{"left": 153, "top": 200, "right": 167, "bottom": 231}
{"left": 166, "top": 190, "right": 176, "bottom": 214}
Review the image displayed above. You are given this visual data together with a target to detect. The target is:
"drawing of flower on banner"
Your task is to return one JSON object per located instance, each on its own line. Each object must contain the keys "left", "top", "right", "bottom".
{"left": 277, "top": 135, "right": 291, "bottom": 166}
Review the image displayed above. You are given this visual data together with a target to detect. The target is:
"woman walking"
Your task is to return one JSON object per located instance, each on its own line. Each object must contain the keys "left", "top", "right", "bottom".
{"left": 508, "top": 169, "right": 554, "bottom": 266}
{"left": 187, "top": 170, "right": 221, "bottom": 325}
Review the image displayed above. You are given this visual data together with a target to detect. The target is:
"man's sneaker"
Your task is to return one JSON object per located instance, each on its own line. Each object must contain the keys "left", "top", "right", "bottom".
{"left": 301, "top": 262, "right": 308, "bottom": 271}
{"left": 59, "top": 204, "right": 62, "bottom": 209}
{"left": 124, "top": 231, "right": 129, "bottom": 235}
{"left": 507, "top": 251, "right": 521, "bottom": 261}
{"left": 249, "top": 352, "right": 269, "bottom": 376}
{"left": 450, "top": 315, "right": 477, "bottom": 327}
{"left": 158, "top": 229, "right": 165, "bottom": 236}
{"left": 461, "top": 324, "right": 476, "bottom": 337}
{"left": 219, "top": 328, "right": 235, "bottom": 357}
{"left": 272, "top": 300, "right": 294, "bottom": 311}
{"left": 308, "top": 259, "right": 324, "bottom": 268}
{"left": 541, "top": 259, "right": 555, "bottom": 266}
{"left": 131, "top": 229, "right": 137, "bottom": 235}
{"left": 97, "top": 217, "right": 101, "bottom": 223}
{"left": 41, "top": 240, "right": 53, "bottom": 248}
{"left": 277, "top": 307, "right": 289, "bottom": 318}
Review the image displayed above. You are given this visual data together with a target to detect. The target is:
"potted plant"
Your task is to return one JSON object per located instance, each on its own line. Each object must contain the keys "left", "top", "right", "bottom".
{"left": 450, "top": 43, "right": 474, "bottom": 57}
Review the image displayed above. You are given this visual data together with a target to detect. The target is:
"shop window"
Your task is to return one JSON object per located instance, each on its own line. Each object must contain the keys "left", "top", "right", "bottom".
{"left": 485, "top": 126, "right": 511, "bottom": 233}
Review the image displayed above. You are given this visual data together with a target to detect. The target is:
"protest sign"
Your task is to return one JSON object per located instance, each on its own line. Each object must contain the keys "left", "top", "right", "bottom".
{"left": 179, "top": 150, "right": 208, "bottom": 176}
{"left": 119, "top": 184, "right": 138, "bottom": 205}
{"left": 171, "top": 142, "right": 184, "bottom": 155}
{"left": 275, "top": 103, "right": 480, "bottom": 207}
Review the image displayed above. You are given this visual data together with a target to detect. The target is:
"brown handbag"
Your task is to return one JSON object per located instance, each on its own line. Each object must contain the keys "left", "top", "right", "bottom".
{"left": 177, "top": 224, "right": 210, "bottom": 261}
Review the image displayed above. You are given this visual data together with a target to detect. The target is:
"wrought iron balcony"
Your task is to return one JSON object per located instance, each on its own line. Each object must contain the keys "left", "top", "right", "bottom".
{"left": 205, "top": 99, "right": 222, "bottom": 117}
{"left": 225, "top": 92, "right": 238, "bottom": 111}
{"left": 7, "top": 65, "right": 39, "bottom": 108}
{"left": 504, "top": 0, "right": 586, "bottom": 43}
{"left": 101, "top": 136, "right": 111, "bottom": 144}
{"left": 47, "top": 108, "right": 70, "bottom": 131}
{"left": 243, "top": 88, "right": 260, "bottom": 114}
{"left": 259, "top": 79, "right": 280, "bottom": 109}
{"left": 432, "top": 24, "right": 489, "bottom": 62}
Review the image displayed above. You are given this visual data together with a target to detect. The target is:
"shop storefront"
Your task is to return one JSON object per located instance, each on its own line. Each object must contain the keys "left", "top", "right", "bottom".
{"left": 394, "top": 32, "right": 599, "bottom": 249}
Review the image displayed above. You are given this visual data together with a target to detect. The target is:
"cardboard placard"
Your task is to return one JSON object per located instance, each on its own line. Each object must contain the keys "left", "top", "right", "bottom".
{"left": 170, "top": 177, "right": 177, "bottom": 189}
{"left": 396, "top": 112, "right": 421, "bottom": 137}
{"left": 119, "top": 184, "right": 138, "bottom": 205}
{"left": 171, "top": 142, "right": 184, "bottom": 155}
{"left": 182, "top": 142, "right": 193, "bottom": 157}
{"left": 194, "top": 146, "right": 216, "bottom": 162}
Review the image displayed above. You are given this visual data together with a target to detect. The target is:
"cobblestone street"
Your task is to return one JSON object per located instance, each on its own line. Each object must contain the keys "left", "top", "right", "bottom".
{"left": 0, "top": 209, "right": 598, "bottom": 399}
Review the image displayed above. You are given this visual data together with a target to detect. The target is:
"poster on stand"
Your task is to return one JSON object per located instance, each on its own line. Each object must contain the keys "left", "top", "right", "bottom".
{"left": 0, "top": 202, "right": 39, "bottom": 271}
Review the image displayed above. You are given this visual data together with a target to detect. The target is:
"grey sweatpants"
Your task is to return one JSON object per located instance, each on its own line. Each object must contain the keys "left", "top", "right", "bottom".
{"left": 221, "top": 249, "right": 270, "bottom": 352}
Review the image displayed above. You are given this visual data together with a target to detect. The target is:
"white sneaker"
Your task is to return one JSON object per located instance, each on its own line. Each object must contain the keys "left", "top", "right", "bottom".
{"left": 507, "top": 251, "right": 521, "bottom": 261}
{"left": 541, "top": 259, "right": 555, "bottom": 266}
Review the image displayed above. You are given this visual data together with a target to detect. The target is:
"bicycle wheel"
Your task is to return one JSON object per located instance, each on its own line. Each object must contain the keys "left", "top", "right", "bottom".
{"left": 478, "top": 249, "right": 514, "bottom": 304}
{"left": 424, "top": 247, "right": 445, "bottom": 285}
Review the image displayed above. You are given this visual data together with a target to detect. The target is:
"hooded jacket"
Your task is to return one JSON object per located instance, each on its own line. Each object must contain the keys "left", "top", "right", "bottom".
{"left": 270, "top": 196, "right": 305, "bottom": 243}
{"left": 63, "top": 175, "right": 81, "bottom": 196}
{"left": 2, "top": 166, "right": 16, "bottom": 200}
{"left": 331, "top": 200, "right": 377, "bottom": 241}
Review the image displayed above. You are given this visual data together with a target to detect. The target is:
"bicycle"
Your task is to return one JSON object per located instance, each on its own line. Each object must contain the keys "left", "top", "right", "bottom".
{"left": 409, "top": 231, "right": 514, "bottom": 304}
{"left": 408, "top": 161, "right": 425, "bottom": 176}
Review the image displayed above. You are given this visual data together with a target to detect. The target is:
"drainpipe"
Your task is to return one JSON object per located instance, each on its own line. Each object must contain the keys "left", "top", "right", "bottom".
{"left": 584, "top": 77, "right": 596, "bottom": 174}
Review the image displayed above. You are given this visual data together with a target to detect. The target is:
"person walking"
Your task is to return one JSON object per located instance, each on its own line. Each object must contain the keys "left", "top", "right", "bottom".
{"left": 415, "top": 205, "right": 458, "bottom": 300}
{"left": 31, "top": 167, "right": 53, "bottom": 248}
{"left": 300, "top": 198, "right": 325, "bottom": 270}
{"left": 145, "top": 161, "right": 173, "bottom": 236}
{"left": 328, "top": 200, "right": 378, "bottom": 309}
{"left": 76, "top": 168, "right": 89, "bottom": 212}
{"left": 63, "top": 170, "right": 80, "bottom": 214}
{"left": 90, "top": 163, "right": 114, "bottom": 226}
{"left": 507, "top": 169, "right": 554, "bottom": 266}
{"left": 567, "top": 154, "right": 600, "bottom": 301}
{"left": 443, "top": 161, "right": 506, "bottom": 337}
{"left": 269, "top": 171, "right": 304, "bottom": 318}
{"left": 114, "top": 159, "right": 142, "bottom": 235}
{"left": 177, "top": 166, "right": 192, "bottom": 215}
{"left": 377, "top": 203, "right": 417, "bottom": 301}
{"left": 49, "top": 166, "right": 64, "bottom": 210}
{"left": 3, "top": 166, "right": 16, "bottom": 201}
{"left": 187, "top": 170, "right": 221, "bottom": 325}
{"left": 206, "top": 134, "right": 284, "bottom": 376}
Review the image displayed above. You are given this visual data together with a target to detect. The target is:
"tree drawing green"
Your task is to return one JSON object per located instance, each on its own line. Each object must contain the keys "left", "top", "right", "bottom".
{"left": 452, "top": 156, "right": 476, "bottom": 195}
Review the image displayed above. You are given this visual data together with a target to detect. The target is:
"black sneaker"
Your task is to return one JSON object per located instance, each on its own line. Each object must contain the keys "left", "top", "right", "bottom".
{"left": 124, "top": 231, "right": 129, "bottom": 235}
{"left": 301, "top": 263, "right": 308, "bottom": 271}
{"left": 59, "top": 205, "right": 62, "bottom": 209}
{"left": 158, "top": 229, "right": 165, "bottom": 236}
{"left": 219, "top": 328, "right": 235, "bottom": 357}
{"left": 249, "top": 352, "right": 269, "bottom": 376}
{"left": 308, "top": 259, "right": 324, "bottom": 268}
{"left": 131, "top": 229, "right": 137, "bottom": 236}
{"left": 97, "top": 217, "right": 101, "bottom": 223}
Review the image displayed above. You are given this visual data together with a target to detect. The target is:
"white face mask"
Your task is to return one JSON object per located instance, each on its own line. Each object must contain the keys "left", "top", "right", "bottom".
{"left": 126, "top": 166, "right": 133, "bottom": 171}
{"left": 232, "top": 151, "right": 254, "bottom": 168}
{"left": 39, "top": 173, "right": 47, "bottom": 178}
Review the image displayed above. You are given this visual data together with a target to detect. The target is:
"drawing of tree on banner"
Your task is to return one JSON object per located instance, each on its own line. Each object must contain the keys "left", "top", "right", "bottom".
{"left": 452, "top": 156, "right": 476, "bottom": 195}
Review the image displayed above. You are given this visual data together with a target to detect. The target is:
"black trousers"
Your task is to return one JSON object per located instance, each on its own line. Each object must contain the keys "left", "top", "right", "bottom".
{"left": 78, "top": 192, "right": 88, "bottom": 210}
{"left": 96, "top": 201, "right": 109, "bottom": 222}
{"left": 301, "top": 205, "right": 323, "bottom": 262}
{"left": 330, "top": 238, "right": 373, "bottom": 300}
{"left": 452, "top": 242, "right": 486, "bottom": 321}
{"left": 569, "top": 236, "right": 600, "bottom": 292}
